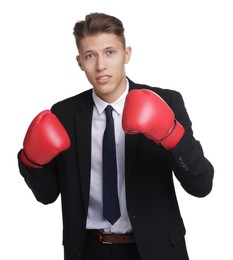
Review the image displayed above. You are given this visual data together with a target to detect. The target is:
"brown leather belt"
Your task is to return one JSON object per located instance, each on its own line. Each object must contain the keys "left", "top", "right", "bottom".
{"left": 88, "top": 230, "right": 135, "bottom": 244}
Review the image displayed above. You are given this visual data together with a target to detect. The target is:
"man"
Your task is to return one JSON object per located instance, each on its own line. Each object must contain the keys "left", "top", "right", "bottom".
{"left": 18, "top": 12, "right": 214, "bottom": 260}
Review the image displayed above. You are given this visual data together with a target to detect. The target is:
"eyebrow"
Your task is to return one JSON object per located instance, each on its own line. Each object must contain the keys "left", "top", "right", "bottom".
{"left": 82, "top": 46, "right": 117, "bottom": 55}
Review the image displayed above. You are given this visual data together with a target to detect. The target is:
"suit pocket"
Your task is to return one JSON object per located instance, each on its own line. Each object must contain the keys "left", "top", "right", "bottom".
{"left": 168, "top": 219, "right": 186, "bottom": 247}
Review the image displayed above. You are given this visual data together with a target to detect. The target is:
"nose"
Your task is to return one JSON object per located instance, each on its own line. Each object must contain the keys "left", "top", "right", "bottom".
{"left": 96, "top": 55, "right": 107, "bottom": 72}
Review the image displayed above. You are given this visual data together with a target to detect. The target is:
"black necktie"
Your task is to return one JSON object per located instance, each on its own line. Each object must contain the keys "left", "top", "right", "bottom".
{"left": 103, "top": 105, "right": 121, "bottom": 224}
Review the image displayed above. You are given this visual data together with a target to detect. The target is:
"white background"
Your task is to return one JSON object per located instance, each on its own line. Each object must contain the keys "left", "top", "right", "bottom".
{"left": 1, "top": 0, "right": 232, "bottom": 259}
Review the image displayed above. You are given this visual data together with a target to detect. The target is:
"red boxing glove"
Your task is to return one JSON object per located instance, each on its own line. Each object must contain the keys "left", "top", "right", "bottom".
{"left": 122, "top": 89, "right": 184, "bottom": 150}
{"left": 20, "top": 110, "right": 71, "bottom": 168}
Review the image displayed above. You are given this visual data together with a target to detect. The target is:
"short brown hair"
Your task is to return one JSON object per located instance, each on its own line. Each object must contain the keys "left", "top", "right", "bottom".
{"left": 73, "top": 12, "right": 126, "bottom": 49}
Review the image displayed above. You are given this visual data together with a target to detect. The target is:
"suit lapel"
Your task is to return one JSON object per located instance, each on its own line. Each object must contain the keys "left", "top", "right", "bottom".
{"left": 125, "top": 134, "right": 140, "bottom": 187}
{"left": 74, "top": 91, "right": 93, "bottom": 212}
{"left": 124, "top": 78, "right": 141, "bottom": 187}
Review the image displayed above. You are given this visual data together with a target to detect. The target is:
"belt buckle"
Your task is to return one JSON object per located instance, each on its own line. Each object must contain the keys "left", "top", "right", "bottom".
{"left": 99, "top": 232, "right": 112, "bottom": 244}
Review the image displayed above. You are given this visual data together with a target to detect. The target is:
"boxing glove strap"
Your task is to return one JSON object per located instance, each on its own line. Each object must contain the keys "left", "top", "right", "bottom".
{"left": 160, "top": 120, "right": 185, "bottom": 150}
{"left": 21, "top": 150, "right": 43, "bottom": 168}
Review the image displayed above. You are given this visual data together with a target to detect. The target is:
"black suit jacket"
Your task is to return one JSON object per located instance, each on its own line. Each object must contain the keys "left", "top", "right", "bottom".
{"left": 18, "top": 78, "right": 214, "bottom": 260}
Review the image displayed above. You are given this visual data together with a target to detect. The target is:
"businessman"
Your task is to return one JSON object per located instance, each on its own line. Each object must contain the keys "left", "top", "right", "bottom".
{"left": 18, "top": 12, "right": 214, "bottom": 260}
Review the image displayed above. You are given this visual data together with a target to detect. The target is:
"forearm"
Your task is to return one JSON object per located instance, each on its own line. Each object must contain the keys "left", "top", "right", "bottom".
{"left": 18, "top": 150, "right": 60, "bottom": 204}
{"left": 170, "top": 132, "right": 214, "bottom": 197}
{"left": 165, "top": 90, "right": 214, "bottom": 196}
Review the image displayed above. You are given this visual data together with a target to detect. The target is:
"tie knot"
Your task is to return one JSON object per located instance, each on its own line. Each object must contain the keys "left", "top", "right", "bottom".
{"left": 105, "top": 105, "right": 113, "bottom": 117}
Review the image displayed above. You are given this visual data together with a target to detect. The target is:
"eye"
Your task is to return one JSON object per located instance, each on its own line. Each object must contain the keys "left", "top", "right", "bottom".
{"left": 106, "top": 49, "right": 116, "bottom": 56}
{"left": 85, "top": 53, "right": 96, "bottom": 60}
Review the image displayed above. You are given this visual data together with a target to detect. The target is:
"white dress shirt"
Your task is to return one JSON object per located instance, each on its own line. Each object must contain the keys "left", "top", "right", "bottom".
{"left": 86, "top": 81, "right": 132, "bottom": 234}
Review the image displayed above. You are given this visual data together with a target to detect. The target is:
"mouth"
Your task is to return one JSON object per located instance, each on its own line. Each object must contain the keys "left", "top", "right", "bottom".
{"left": 96, "top": 75, "right": 111, "bottom": 84}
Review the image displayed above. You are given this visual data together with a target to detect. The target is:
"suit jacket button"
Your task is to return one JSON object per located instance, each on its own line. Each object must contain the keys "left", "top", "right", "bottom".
{"left": 181, "top": 162, "right": 187, "bottom": 168}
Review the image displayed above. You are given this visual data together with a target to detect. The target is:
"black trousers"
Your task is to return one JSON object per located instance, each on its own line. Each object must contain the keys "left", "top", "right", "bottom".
{"left": 82, "top": 231, "right": 141, "bottom": 260}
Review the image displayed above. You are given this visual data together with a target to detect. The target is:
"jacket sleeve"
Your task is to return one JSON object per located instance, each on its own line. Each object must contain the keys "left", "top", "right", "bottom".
{"left": 167, "top": 91, "right": 214, "bottom": 197}
{"left": 17, "top": 150, "right": 60, "bottom": 204}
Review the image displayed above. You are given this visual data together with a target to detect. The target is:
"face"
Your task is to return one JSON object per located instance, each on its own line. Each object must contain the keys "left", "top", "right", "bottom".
{"left": 77, "top": 33, "right": 131, "bottom": 103}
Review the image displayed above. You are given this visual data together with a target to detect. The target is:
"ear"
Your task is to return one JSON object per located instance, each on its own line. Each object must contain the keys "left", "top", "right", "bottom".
{"left": 125, "top": 46, "right": 132, "bottom": 64}
{"left": 76, "top": 55, "right": 84, "bottom": 71}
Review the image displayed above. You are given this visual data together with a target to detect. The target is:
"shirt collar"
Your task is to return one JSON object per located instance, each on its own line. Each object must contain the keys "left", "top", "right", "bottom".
{"left": 92, "top": 79, "right": 129, "bottom": 115}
